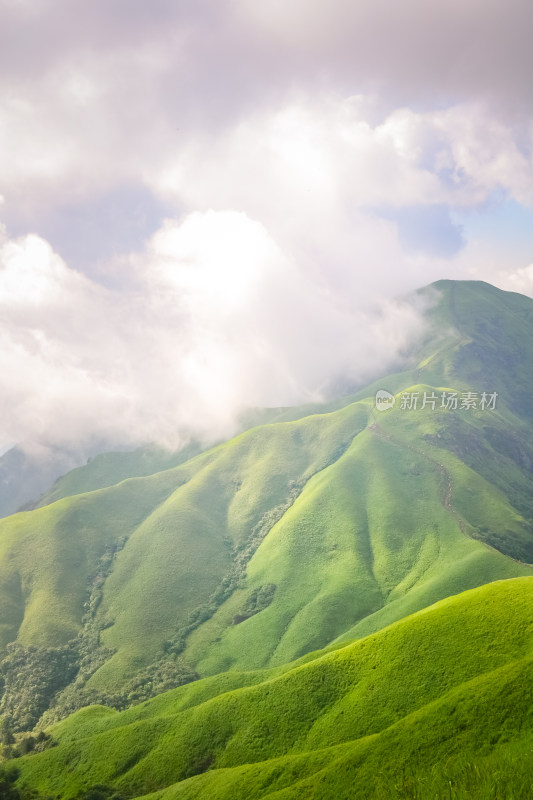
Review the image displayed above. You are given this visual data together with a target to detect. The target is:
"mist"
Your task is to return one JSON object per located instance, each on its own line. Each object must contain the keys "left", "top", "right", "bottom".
{"left": 1, "top": 0, "right": 533, "bottom": 458}
{"left": 0, "top": 216, "right": 429, "bottom": 454}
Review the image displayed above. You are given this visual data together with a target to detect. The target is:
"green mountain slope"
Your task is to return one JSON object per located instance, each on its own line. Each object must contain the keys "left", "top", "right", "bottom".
{"left": 183, "top": 407, "right": 531, "bottom": 677}
{"left": 0, "top": 279, "right": 533, "bottom": 731}
{"left": 0, "top": 402, "right": 369, "bottom": 725}
{"left": 14, "top": 577, "right": 533, "bottom": 799}
{"left": 33, "top": 442, "right": 204, "bottom": 509}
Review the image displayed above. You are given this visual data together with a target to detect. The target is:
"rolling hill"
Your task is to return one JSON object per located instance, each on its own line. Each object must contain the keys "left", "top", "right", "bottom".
{"left": 0, "top": 278, "right": 532, "bottom": 748}
{"left": 13, "top": 576, "right": 533, "bottom": 799}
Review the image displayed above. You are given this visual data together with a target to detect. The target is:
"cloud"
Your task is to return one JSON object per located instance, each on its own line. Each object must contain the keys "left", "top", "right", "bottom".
{"left": 150, "top": 96, "right": 532, "bottom": 295}
{"left": 505, "top": 264, "right": 533, "bottom": 295}
{"left": 231, "top": 0, "right": 533, "bottom": 117}
{"left": 3, "top": 0, "right": 532, "bottom": 117}
{"left": 0, "top": 0, "right": 532, "bottom": 458}
{"left": 1, "top": 1, "right": 532, "bottom": 225}
{"left": 487, "top": 263, "right": 533, "bottom": 298}
{"left": 156, "top": 98, "right": 533, "bottom": 211}
{"left": 0, "top": 215, "right": 427, "bottom": 453}
{"left": 374, "top": 205, "right": 466, "bottom": 258}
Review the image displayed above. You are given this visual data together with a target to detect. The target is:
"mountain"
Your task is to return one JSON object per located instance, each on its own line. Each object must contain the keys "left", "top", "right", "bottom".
{"left": 33, "top": 440, "right": 205, "bottom": 508}
{"left": 0, "top": 440, "right": 195, "bottom": 521}
{"left": 0, "top": 279, "right": 533, "bottom": 738}
{"left": 13, "top": 576, "right": 533, "bottom": 799}
{"left": 0, "top": 444, "right": 83, "bottom": 519}
{"left": 1, "top": 278, "right": 533, "bottom": 798}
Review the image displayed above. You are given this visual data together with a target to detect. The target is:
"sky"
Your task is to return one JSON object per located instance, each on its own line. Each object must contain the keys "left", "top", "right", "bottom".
{"left": 1, "top": 0, "right": 533, "bottom": 455}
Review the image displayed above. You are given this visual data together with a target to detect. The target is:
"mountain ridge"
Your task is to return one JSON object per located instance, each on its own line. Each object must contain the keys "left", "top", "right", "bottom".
{"left": 0, "top": 279, "right": 532, "bottom": 735}
{"left": 14, "top": 576, "right": 533, "bottom": 799}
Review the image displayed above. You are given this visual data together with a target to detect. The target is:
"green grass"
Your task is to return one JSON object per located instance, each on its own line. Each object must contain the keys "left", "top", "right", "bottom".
{"left": 14, "top": 577, "right": 533, "bottom": 799}
{"left": 0, "top": 278, "right": 533, "bottom": 734}
{"left": 184, "top": 407, "right": 531, "bottom": 674}
{"left": 0, "top": 472, "right": 185, "bottom": 651}
{"left": 36, "top": 442, "right": 205, "bottom": 508}
{"left": 0, "top": 400, "right": 369, "bottom": 693}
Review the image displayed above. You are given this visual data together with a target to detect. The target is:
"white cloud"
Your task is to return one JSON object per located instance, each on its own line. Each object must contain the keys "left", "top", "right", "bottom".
{"left": 432, "top": 106, "right": 533, "bottom": 206}
{"left": 153, "top": 97, "right": 533, "bottom": 218}
{"left": 0, "top": 0, "right": 532, "bottom": 459}
{"left": 0, "top": 214, "right": 427, "bottom": 453}
{"left": 0, "top": 1, "right": 531, "bottom": 229}
{"left": 147, "top": 212, "right": 282, "bottom": 314}
{"left": 231, "top": 0, "right": 533, "bottom": 117}
{"left": 489, "top": 263, "right": 533, "bottom": 298}
{"left": 150, "top": 96, "right": 533, "bottom": 295}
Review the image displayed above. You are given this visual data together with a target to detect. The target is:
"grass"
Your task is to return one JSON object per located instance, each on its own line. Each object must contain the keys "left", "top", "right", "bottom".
{"left": 185, "top": 410, "right": 531, "bottom": 674}
{"left": 36, "top": 442, "right": 205, "bottom": 508}
{"left": 0, "top": 399, "right": 370, "bottom": 692}
{"left": 0, "top": 472, "right": 185, "bottom": 651}
{"left": 14, "top": 577, "right": 533, "bottom": 799}
{"left": 0, "top": 278, "right": 532, "bottom": 738}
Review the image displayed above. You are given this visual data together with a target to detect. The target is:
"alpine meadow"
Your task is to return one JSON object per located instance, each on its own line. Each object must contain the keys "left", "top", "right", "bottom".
{"left": 2, "top": 1, "right": 533, "bottom": 796}
{"left": 1, "top": 279, "right": 533, "bottom": 798}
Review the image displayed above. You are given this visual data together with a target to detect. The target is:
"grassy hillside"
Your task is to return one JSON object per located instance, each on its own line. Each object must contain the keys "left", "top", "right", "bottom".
{"left": 0, "top": 401, "right": 370, "bottom": 725}
{"left": 14, "top": 577, "right": 533, "bottom": 799}
{"left": 34, "top": 442, "right": 205, "bottom": 508}
{"left": 182, "top": 403, "right": 531, "bottom": 676}
{"left": 1, "top": 281, "right": 533, "bottom": 731}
